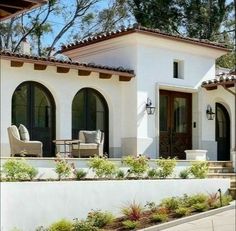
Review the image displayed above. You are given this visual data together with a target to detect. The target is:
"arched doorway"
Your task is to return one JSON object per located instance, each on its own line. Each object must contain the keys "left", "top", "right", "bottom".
{"left": 72, "top": 88, "right": 109, "bottom": 154}
{"left": 216, "top": 103, "right": 230, "bottom": 161}
{"left": 12, "top": 81, "right": 56, "bottom": 157}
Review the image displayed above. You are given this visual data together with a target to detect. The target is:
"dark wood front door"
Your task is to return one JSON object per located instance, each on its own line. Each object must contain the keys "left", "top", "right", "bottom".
{"left": 12, "top": 81, "right": 56, "bottom": 157}
{"left": 159, "top": 90, "right": 192, "bottom": 159}
{"left": 216, "top": 103, "right": 230, "bottom": 161}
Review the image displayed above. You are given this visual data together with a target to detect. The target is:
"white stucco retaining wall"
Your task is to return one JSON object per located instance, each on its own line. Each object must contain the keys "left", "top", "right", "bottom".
{"left": 1, "top": 179, "right": 230, "bottom": 231}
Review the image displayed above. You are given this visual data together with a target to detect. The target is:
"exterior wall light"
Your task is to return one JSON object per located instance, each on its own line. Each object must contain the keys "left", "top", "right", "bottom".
{"left": 146, "top": 98, "right": 156, "bottom": 115}
{"left": 206, "top": 105, "right": 215, "bottom": 120}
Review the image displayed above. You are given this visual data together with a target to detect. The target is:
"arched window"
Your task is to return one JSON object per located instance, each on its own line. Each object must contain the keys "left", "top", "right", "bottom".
{"left": 72, "top": 88, "right": 109, "bottom": 154}
{"left": 12, "top": 81, "right": 56, "bottom": 156}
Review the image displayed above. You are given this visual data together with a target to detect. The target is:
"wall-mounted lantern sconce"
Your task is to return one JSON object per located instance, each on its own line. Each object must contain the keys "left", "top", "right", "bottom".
{"left": 146, "top": 98, "right": 156, "bottom": 115}
{"left": 206, "top": 105, "right": 215, "bottom": 120}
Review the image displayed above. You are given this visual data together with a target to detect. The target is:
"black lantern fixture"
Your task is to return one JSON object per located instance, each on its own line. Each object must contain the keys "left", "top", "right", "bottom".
{"left": 206, "top": 105, "right": 215, "bottom": 120}
{"left": 146, "top": 98, "right": 156, "bottom": 115}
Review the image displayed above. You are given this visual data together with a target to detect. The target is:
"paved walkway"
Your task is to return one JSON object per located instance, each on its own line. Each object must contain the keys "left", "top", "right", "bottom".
{"left": 163, "top": 208, "right": 236, "bottom": 231}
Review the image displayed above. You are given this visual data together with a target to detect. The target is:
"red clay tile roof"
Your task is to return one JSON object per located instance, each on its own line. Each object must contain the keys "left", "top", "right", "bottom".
{"left": 0, "top": 50, "right": 135, "bottom": 76}
{"left": 202, "top": 71, "right": 236, "bottom": 89}
{"left": 60, "top": 24, "right": 229, "bottom": 53}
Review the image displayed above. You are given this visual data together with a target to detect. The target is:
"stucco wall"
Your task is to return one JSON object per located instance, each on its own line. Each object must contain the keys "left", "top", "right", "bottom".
{"left": 200, "top": 87, "right": 235, "bottom": 160}
{"left": 0, "top": 59, "right": 135, "bottom": 157}
{"left": 65, "top": 33, "right": 225, "bottom": 158}
{"left": 1, "top": 179, "right": 230, "bottom": 231}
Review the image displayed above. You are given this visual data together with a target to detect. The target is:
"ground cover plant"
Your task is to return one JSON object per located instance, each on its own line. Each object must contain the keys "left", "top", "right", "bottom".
{"left": 31, "top": 193, "right": 232, "bottom": 231}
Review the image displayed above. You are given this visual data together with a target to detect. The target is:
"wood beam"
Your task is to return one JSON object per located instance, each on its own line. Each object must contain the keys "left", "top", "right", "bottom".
{"left": 99, "top": 73, "right": 112, "bottom": 79}
{"left": 57, "top": 66, "right": 70, "bottom": 73}
{"left": 0, "top": 4, "right": 24, "bottom": 10}
{"left": 78, "top": 70, "right": 91, "bottom": 76}
{"left": 119, "top": 76, "right": 132, "bottom": 81}
{"left": 11, "top": 60, "right": 24, "bottom": 67}
{"left": 34, "top": 63, "right": 47, "bottom": 70}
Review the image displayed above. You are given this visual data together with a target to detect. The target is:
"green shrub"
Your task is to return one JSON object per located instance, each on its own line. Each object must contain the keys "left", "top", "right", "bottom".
{"left": 48, "top": 219, "right": 73, "bottom": 231}
{"left": 123, "top": 155, "right": 149, "bottom": 177}
{"left": 175, "top": 207, "right": 191, "bottom": 217}
{"left": 189, "top": 161, "right": 209, "bottom": 179}
{"left": 192, "top": 202, "right": 209, "bottom": 212}
{"left": 160, "top": 197, "right": 180, "bottom": 211}
{"left": 73, "top": 220, "right": 98, "bottom": 231}
{"left": 147, "top": 168, "right": 157, "bottom": 178}
{"left": 86, "top": 210, "right": 114, "bottom": 228}
{"left": 122, "top": 220, "right": 139, "bottom": 230}
{"left": 179, "top": 169, "right": 190, "bottom": 179}
{"left": 116, "top": 169, "right": 125, "bottom": 179}
{"left": 75, "top": 169, "right": 87, "bottom": 180}
{"left": 54, "top": 156, "right": 72, "bottom": 180}
{"left": 156, "top": 157, "right": 177, "bottom": 178}
{"left": 122, "top": 201, "right": 144, "bottom": 221}
{"left": 2, "top": 158, "right": 38, "bottom": 181}
{"left": 89, "top": 156, "right": 117, "bottom": 178}
{"left": 151, "top": 213, "right": 168, "bottom": 222}
{"left": 221, "top": 195, "right": 233, "bottom": 206}
{"left": 185, "top": 194, "right": 208, "bottom": 207}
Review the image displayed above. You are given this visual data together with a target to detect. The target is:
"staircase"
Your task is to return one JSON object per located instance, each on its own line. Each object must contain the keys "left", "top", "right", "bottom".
{"left": 207, "top": 161, "right": 236, "bottom": 199}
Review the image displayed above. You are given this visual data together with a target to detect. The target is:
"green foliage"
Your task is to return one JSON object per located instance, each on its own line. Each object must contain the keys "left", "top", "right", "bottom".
{"left": 35, "top": 226, "right": 48, "bottom": 231}
{"left": 184, "top": 194, "right": 208, "bottom": 207}
{"left": 75, "top": 169, "right": 87, "bottom": 180}
{"left": 89, "top": 156, "right": 117, "bottom": 178}
{"left": 192, "top": 202, "right": 209, "bottom": 212}
{"left": 147, "top": 168, "right": 157, "bottom": 178}
{"left": 189, "top": 161, "right": 209, "bottom": 179}
{"left": 48, "top": 219, "right": 73, "bottom": 231}
{"left": 179, "top": 169, "right": 190, "bottom": 179}
{"left": 86, "top": 210, "right": 114, "bottom": 228}
{"left": 2, "top": 158, "right": 38, "bottom": 181}
{"left": 116, "top": 169, "right": 125, "bottom": 179}
{"left": 151, "top": 213, "right": 168, "bottom": 222}
{"left": 122, "top": 201, "right": 144, "bottom": 221}
{"left": 221, "top": 195, "right": 233, "bottom": 206}
{"left": 54, "top": 156, "right": 72, "bottom": 180}
{"left": 123, "top": 155, "right": 149, "bottom": 177}
{"left": 160, "top": 197, "right": 180, "bottom": 211}
{"left": 72, "top": 220, "right": 98, "bottom": 231}
{"left": 174, "top": 207, "right": 190, "bottom": 217}
{"left": 156, "top": 157, "right": 177, "bottom": 178}
{"left": 145, "top": 201, "right": 158, "bottom": 212}
{"left": 216, "top": 52, "right": 235, "bottom": 69}
{"left": 122, "top": 220, "right": 139, "bottom": 230}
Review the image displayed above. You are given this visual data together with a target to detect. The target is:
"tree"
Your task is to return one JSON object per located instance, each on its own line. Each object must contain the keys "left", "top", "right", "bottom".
{"left": 128, "top": 0, "right": 182, "bottom": 34}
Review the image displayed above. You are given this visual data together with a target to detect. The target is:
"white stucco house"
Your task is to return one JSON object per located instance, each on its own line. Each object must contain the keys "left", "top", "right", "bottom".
{"left": 0, "top": 25, "right": 235, "bottom": 160}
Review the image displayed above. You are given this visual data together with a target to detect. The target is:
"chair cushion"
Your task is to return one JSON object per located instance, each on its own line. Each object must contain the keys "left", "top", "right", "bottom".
{"left": 83, "top": 130, "right": 101, "bottom": 144}
{"left": 10, "top": 125, "right": 21, "bottom": 140}
{"left": 18, "top": 124, "right": 30, "bottom": 141}
{"left": 80, "top": 143, "right": 99, "bottom": 149}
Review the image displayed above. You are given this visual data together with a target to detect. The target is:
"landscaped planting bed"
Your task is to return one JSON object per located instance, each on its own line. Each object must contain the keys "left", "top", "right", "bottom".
{"left": 0, "top": 156, "right": 232, "bottom": 231}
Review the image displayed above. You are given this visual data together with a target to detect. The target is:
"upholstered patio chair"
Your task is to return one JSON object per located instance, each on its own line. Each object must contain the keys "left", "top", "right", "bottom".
{"left": 7, "top": 125, "right": 43, "bottom": 157}
{"left": 71, "top": 130, "right": 104, "bottom": 158}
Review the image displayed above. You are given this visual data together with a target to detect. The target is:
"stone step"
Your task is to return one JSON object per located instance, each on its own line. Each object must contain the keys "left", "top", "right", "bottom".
{"left": 228, "top": 188, "right": 236, "bottom": 200}
{"left": 208, "top": 166, "right": 234, "bottom": 173}
{"left": 230, "top": 180, "right": 236, "bottom": 188}
{"left": 207, "top": 173, "right": 236, "bottom": 180}
{"left": 207, "top": 161, "right": 233, "bottom": 168}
